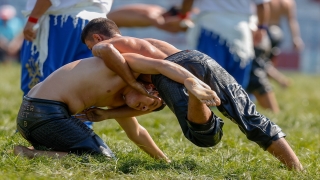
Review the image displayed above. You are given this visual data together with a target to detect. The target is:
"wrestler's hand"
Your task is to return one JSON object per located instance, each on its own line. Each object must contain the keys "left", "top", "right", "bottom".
{"left": 74, "top": 107, "right": 108, "bottom": 122}
{"left": 131, "top": 81, "right": 161, "bottom": 100}
{"left": 143, "top": 83, "right": 160, "bottom": 97}
{"left": 184, "top": 78, "right": 221, "bottom": 107}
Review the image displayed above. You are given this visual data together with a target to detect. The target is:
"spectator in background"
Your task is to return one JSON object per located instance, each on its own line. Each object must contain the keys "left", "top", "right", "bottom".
{"left": 19, "top": 0, "right": 114, "bottom": 128}
{"left": 176, "top": 0, "right": 270, "bottom": 89}
{"left": 0, "top": 5, "right": 24, "bottom": 63}
{"left": 246, "top": 0, "right": 303, "bottom": 113}
{"left": 246, "top": 30, "right": 281, "bottom": 113}
{"left": 264, "top": 0, "right": 303, "bottom": 87}
{"left": 269, "top": 0, "right": 303, "bottom": 55}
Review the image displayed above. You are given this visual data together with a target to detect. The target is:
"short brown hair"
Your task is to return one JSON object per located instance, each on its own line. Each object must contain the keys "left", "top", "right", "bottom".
{"left": 81, "top": 18, "right": 121, "bottom": 43}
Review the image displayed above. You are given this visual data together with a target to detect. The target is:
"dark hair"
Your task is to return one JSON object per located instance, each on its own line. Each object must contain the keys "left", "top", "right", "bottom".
{"left": 153, "top": 102, "right": 167, "bottom": 112}
{"left": 81, "top": 17, "right": 121, "bottom": 43}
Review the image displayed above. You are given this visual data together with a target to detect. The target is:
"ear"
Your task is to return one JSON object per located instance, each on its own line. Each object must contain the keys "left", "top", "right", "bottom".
{"left": 92, "top": 34, "right": 102, "bottom": 42}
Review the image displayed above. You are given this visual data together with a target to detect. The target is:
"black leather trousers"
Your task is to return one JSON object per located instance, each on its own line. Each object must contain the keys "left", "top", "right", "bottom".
{"left": 152, "top": 50, "right": 285, "bottom": 150}
{"left": 17, "top": 96, "right": 115, "bottom": 158}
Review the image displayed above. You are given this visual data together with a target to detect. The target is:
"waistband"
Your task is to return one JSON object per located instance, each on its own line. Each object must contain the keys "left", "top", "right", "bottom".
{"left": 23, "top": 96, "right": 69, "bottom": 108}
{"left": 17, "top": 96, "right": 72, "bottom": 141}
{"left": 165, "top": 50, "right": 205, "bottom": 63}
{"left": 18, "top": 96, "right": 70, "bottom": 121}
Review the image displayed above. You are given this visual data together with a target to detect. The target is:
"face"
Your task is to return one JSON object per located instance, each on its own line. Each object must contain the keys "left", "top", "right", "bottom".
{"left": 124, "top": 89, "right": 163, "bottom": 111}
{"left": 85, "top": 38, "right": 100, "bottom": 50}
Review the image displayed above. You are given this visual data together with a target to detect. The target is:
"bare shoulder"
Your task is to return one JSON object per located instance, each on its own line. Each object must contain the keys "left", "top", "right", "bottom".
{"left": 110, "top": 36, "right": 145, "bottom": 44}
{"left": 107, "top": 36, "right": 164, "bottom": 49}
{"left": 109, "top": 36, "right": 146, "bottom": 47}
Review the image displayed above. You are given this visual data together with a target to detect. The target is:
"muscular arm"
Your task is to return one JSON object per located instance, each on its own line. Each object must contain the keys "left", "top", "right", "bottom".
{"left": 123, "top": 53, "right": 220, "bottom": 106}
{"left": 80, "top": 106, "right": 151, "bottom": 122}
{"left": 92, "top": 38, "right": 170, "bottom": 98}
{"left": 80, "top": 107, "right": 169, "bottom": 161}
{"left": 123, "top": 53, "right": 197, "bottom": 84}
{"left": 92, "top": 43, "right": 151, "bottom": 97}
{"left": 93, "top": 41, "right": 218, "bottom": 105}
{"left": 23, "top": 0, "right": 52, "bottom": 41}
{"left": 116, "top": 117, "right": 170, "bottom": 162}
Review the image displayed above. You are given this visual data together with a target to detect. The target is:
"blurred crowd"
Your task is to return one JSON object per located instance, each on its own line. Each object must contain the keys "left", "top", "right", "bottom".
{"left": 0, "top": 4, "right": 23, "bottom": 63}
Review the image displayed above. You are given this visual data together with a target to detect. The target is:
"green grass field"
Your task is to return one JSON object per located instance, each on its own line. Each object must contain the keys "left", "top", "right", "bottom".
{"left": 0, "top": 63, "right": 319, "bottom": 179}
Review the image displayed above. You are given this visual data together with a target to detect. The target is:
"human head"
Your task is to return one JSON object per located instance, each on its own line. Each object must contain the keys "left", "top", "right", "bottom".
{"left": 0, "top": 5, "right": 16, "bottom": 21}
{"left": 81, "top": 17, "right": 120, "bottom": 46}
{"left": 123, "top": 87, "right": 165, "bottom": 112}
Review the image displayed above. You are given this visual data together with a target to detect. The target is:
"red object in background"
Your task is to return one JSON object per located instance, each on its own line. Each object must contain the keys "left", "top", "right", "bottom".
{"left": 273, "top": 51, "right": 300, "bottom": 70}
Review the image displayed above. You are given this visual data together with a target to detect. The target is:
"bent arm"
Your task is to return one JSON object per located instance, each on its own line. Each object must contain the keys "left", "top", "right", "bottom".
{"left": 123, "top": 53, "right": 197, "bottom": 85}
{"left": 123, "top": 53, "right": 220, "bottom": 106}
{"left": 80, "top": 106, "right": 151, "bottom": 122}
{"left": 92, "top": 43, "right": 149, "bottom": 96}
{"left": 116, "top": 117, "right": 170, "bottom": 162}
{"left": 93, "top": 43, "right": 138, "bottom": 86}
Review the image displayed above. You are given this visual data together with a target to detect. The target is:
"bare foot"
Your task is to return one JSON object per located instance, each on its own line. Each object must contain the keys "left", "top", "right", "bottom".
{"left": 14, "top": 145, "right": 68, "bottom": 159}
{"left": 184, "top": 78, "right": 221, "bottom": 106}
{"left": 14, "top": 145, "right": 34, "bottom": 158}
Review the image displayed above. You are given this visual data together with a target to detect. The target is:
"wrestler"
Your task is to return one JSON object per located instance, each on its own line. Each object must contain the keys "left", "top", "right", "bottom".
{"left": 80, "top": 17, "right": 303, "bottom": 171}
{"left": 15, "top": 50, "right": 218, "bottom": 160}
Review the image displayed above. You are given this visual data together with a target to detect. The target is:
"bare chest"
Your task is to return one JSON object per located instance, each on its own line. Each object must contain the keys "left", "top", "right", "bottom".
{"left": 93, "top": 92, "right": 126, "bottom": 108}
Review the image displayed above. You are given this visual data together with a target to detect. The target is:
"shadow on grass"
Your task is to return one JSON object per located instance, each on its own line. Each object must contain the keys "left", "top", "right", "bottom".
{"left": 117, "top": 157, "right": 199, "bottom": 174}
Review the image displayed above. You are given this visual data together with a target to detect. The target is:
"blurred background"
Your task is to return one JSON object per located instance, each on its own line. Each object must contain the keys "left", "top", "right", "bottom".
{"left": 0, "top": 0, "right": 319, "bottom": 73}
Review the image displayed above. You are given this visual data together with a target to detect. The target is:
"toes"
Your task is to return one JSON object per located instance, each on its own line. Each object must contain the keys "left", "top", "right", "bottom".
{"left": 215, "top": 98, "right": 221, "bottom": 106}
{"left": 201, "top": 100, "right": 216, "bottom": 107}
